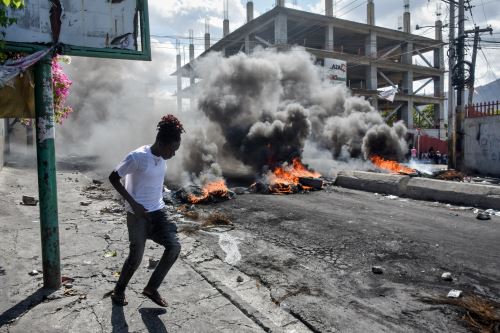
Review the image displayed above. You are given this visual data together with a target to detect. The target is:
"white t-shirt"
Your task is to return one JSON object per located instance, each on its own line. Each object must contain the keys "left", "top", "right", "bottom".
{"left": 115, "top": 145, "right": 166, "bottom": 213}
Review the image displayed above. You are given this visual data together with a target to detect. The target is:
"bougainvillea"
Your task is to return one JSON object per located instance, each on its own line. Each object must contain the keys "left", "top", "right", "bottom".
{"left": 51, "top": 55, "right": 73, "bottom": 124}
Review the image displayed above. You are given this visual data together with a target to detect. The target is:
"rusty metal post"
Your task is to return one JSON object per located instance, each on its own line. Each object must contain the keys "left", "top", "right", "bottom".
{"left": 34, "top": 55, "right": 61, "bottom": 289}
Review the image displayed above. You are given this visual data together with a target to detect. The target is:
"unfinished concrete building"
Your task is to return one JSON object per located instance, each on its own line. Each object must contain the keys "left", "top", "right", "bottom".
{"left": 174, "top": 0, "right": 445, "bottom": 135}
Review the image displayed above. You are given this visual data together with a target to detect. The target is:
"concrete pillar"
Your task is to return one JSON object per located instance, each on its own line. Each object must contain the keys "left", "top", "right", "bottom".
{"left": 245, "top": 35, "right": 251, "bottom": 54}
{"left": 247, "top": 1, "right": 253, "bottom": 22}
{"left": 223, "top": 19, "right": 229, "bottom": 37}
{"left": 401, "top": 41, "right": 413, "bottom": 128}
{"left": 403, "top": 12, "right": 411, "bottom": 33}
{"left": 367, "top": 0, "right": 375, "bottom": 25}
{"left": 325, "top": 0, "right": 333, "bottom": 17}
{"left": 434, "top": 19, "right": 445, "bottom": 139}
{"left": 189, "top": 36, "right": 195, "bottom": 110}
{"left": 205, "top": 33, "right": 210, "bottom": 51}
{"left": 325, "top": 24, "right": 334, "bottom": 51}
{"left": 274, "top": 13, "right": 287, "bottom": 45}
{"left": 176, "top": 54, "right": 182, "bottom": 113}
{"left": 365, "top": 31, "right": 378, "bottom": 108}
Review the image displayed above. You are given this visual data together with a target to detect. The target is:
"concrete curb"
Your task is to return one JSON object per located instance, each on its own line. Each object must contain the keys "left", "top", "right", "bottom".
{"left": 335, "top": 171, "right": 500, "bottom": 210}
{"left": 334, "top": 171, "right": 409, "bottom": 197}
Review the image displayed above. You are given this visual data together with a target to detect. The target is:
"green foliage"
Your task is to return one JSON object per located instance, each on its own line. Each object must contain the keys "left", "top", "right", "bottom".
{"left": 413, "top": 104, "right": 436, "bottom": 129}
{"left": 0, "top": 0, "right": 24, "bottom": 61}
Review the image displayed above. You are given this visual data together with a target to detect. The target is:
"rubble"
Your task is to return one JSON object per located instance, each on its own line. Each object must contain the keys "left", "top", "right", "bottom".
{"left": 21, "top": 195, "right": 38, "bottom": 206}
{"left": 447, "top": 290, "right": 463, "bottom": 298}
{"left": 441, "top": 272, "right": 453, "bottom": 282}
{"left": 28, "top": 269, "right": 39, "bottom": 276}
{"left": 477, "top": 211, "right": 492, "bottom": 220}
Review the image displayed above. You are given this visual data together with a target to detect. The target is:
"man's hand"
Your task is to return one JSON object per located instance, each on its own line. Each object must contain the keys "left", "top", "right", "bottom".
{"left": 132, "top": 202, "right": 150, "bottom": 221}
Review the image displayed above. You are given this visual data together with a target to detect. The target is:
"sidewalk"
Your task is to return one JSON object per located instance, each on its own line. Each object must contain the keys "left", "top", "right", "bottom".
{"left": 0, "top": 163, "right": 292, "bottom": 333}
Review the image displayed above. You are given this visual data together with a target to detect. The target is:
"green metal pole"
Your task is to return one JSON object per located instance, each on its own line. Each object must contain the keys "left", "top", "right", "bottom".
{"left": 34, "top": 55, "right": 61, "bottom": 289}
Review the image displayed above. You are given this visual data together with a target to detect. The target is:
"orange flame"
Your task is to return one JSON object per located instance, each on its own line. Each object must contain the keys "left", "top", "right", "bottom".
{"left": 267, "top": 158, "right": 321, "bottom": 193}
{"left": 187, "top": 179, "right": 229, "bottom": 204}
{"left": 370, "top": 155, "right": 416, "bottom": 175}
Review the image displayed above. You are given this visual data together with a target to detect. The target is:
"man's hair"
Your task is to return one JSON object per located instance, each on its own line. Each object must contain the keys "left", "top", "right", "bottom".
{"left": 156, "top": 114, "right": 185, "bottom": 144}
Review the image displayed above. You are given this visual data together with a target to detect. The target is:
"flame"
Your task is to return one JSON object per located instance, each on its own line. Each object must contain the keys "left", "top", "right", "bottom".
{"left": 187, "top": 179, "right": 229, "bottom": 204}
{"left": 267, "top": 158, "right": 321, "bottom": 193}
{"left": 370, "top": 155, "right": 416, "bottom": 175}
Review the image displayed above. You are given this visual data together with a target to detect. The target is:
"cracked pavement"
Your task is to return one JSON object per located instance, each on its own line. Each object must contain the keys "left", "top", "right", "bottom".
{"left": 1, "top": 156, "right": 499, "bottom": 332}
{"left": 0, "top": 159, "right": 297, "bottom": 333}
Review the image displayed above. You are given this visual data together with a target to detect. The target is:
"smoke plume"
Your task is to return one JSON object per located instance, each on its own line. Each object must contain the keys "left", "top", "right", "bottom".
{"left": 194, "top": 47, "right": 408, "bottom": 175}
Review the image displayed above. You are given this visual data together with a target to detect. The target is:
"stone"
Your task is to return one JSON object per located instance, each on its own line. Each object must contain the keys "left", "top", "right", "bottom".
{"left": 28, "top": 269, "right": 39, "bottom": 276}
{"left": 441, "top": 272, "right": 453, "bottom": 281}
{"left": 476, "top": 211, "right": 491, "bottom": 220}
{"left": 372, "top": 266, "right": 384, "bottom": 274}
{"left": 236, "top": 276, "right": 244, "bottom": 283}
{"left": 447, "top": 289, "right": 462, "bottom": 298}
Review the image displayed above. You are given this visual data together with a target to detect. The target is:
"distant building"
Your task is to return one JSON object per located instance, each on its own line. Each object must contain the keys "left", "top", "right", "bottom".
{"left": 174, "top": 1, "right": 445, "bottom": 135}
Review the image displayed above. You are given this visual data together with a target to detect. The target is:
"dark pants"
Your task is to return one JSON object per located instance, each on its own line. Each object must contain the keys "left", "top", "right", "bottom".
{"left": 115, "top": 208, "right": 181, "bottom": 293}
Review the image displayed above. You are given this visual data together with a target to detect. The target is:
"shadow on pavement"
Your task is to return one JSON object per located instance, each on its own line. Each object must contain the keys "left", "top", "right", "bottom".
{"left": 139, "top": 307, "right": 168, "bottom": 333}
{"left": 111, "top": 303, "right": 129, "bottom": 333}
{"left": 0, "top": 288, "right": 54, "bottom": 327}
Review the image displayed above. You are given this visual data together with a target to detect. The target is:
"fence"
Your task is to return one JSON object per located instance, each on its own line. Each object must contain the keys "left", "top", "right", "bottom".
{"left": 465, "top": 101, "right": 500, "bottom": 118}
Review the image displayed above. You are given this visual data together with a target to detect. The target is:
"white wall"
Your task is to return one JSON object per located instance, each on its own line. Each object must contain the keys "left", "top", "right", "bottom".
{"left": 464, "top": 116, "right": 500, "bottom": 176}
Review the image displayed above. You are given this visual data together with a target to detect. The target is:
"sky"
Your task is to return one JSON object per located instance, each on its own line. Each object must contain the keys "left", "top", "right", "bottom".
{"left": 144, "top": 0, "right": 500, "bottom": 95}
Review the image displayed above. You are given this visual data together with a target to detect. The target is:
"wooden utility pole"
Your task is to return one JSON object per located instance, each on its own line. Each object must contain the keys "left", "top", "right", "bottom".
{"left": 467, "top": 26, "right": 493, "bottom": 106}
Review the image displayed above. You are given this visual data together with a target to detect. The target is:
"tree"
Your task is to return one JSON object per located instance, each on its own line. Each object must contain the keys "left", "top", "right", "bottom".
{"left": 413, "top": 104, "right": 436, "bottom": 129}
{"left": 1, "top": 0, "right": 24, "bottom": 60}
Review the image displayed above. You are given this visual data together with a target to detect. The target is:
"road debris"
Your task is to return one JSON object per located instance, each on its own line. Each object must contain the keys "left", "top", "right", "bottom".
{"left": 441, "top": 272, "right": 453, "bottom": 281}
{"left": 447, "top": 290, "right": 463, "bottom": 298}
{"left": 80, "top": 201, "right": 91, "bottom": 206}
{"left": 104, "top": 250, "right": 117, "bottom": 258}
{"left": 21, "top": 195, "right": 38, "bottom": 206}
{"left": 28, "top": 269, "right": 39, "bottom": 276}
{"left": 421, "top": 294, "right": 500, "bottom": 332}
{"left": 236, "top": 276, "right": 244, "bottom": 283}
{"left": 372, "top": 266, "right": 384, "bottom": 274}
{"left": 477, "top": 211, "right": 492, "bottom": 221}
{"left": 218, "top": 233, "right": 241, "bottom": 265}
{"left": 148, "top": 258, "right": 159, "bottom": 269}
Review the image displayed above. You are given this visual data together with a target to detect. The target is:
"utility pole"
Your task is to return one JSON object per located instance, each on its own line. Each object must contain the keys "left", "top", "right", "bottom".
{"left": 447, "top": 1, "right": 456, "bottom": 169}
{"left": 455, "top": 0, "right": 465, "bottom": 171}
{"left": 467, "top": 26, "right": 493, "bottom": 106}
{"left": 34, "top": 55, "right": 61, "bottom": 289}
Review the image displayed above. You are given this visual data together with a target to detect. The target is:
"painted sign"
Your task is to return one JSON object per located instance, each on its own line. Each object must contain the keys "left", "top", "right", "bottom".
{"left": 2, "top": 0, "right": 150, "bottom": 60}
{"left": 324, "top": 58, "right": 347, "bottom": 84}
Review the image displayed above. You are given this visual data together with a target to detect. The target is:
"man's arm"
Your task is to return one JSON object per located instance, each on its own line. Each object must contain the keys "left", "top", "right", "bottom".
{"left": 108, "top": 171, "right": 150, "bottom": 220}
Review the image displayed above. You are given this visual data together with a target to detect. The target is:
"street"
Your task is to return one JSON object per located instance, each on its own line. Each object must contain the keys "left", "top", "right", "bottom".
{"left": 0, "top": 157, "right": 499, "bottom": 332}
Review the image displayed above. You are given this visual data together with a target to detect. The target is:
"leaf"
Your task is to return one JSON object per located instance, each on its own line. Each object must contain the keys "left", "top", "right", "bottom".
{"left": 12, "top": 0, "right": 23, "bottom": 8}
{"left": 104, "top": 250, "right": 118, "bottom": 258}
{"left": 2, "top": 0, "right": 11, "bottom": 7}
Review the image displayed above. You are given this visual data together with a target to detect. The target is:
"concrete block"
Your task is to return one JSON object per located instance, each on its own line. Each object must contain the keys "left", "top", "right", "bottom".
{"left": 405, "top": 177, "right": 500, "bottom": 210}
{"left": 334, "top": 171, "right": 410, "bottom": 196}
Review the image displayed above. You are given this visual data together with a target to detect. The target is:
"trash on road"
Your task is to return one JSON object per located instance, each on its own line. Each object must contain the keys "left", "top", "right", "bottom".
{"left": 476, "top": 211, "right": 491, "bottom": 220}
{"left": 104, "top": 250, "right": 118, "bottom": 258}
{"left": 447, "top": 290, "right": 463, "bottom": 298}
{"left": 28, "top": 269, "right": 39, "bottom": 276}
{"left": 148, "top": 258, "right": 159, "bottom": 269}
{"left": 372, "top": 266, "right": 384, "bottom": 274}
{"left": 218, "top": 233, "right": 241, "bottom": 265}
{"left": 21, "top": 196, "right": 38, "bottom": 206}
{"left": 441, "top": 272, "right": 453, "bottom": 281}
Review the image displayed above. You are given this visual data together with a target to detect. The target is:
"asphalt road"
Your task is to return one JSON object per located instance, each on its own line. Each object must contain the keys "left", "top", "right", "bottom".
{"left": 186, "top": 186, "right": 500, "bottom": 332}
